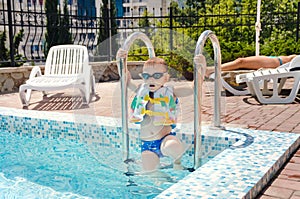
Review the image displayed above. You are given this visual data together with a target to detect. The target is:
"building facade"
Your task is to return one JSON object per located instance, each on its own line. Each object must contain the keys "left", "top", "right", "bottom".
{"left": 120, "top": 0, "right": 171, "bottom": 28}
{"left": 0, "top": 0, "right": 174, "bottom": 62}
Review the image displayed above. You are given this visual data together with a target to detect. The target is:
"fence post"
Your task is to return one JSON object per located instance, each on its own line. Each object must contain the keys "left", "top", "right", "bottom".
{"left": 297, "top": 2, "right": 300, "bottom": 42}
{"left": 7, "top": 0, "right": 15, "bottom": 66}
{"left": 104, "top": 3, "right": 110, "bottom": 61}
{"left": 169, "top": 6, "right": 173, "bottom": 52}
{"left": 108, "top": 0, "right": 112, "bottom": 61}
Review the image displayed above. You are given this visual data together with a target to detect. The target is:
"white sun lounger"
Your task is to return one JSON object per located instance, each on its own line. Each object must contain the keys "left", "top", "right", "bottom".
{"left": 19, "top": 44, "right": 95, "bottom": 107}
{"left": 235, "top": 55, "right": 300, "bottom": 104}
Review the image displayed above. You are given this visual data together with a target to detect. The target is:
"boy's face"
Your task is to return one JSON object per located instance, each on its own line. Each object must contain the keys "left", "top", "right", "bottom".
{"left": 142, "top": 64, "right": 169, "bottom": 92}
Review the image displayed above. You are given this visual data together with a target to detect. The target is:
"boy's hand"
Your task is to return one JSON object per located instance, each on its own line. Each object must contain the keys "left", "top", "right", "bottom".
{"left": 116, "top": 48, "right": 128, "bottom": 76}
{"left": 116, "top": 48, "right": 128, "bottom": 60}
{"left": 193, "top": 54, "right": 206, "bottom": 67}
{"left": 116, "top": 48, "right": 133, "bottom": 86}
{"left": 193, "top": 54, "right": 207, "bottom": 78}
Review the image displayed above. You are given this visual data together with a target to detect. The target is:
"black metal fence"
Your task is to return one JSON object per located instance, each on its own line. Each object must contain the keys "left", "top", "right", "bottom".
{"left": 0, "top": 0, "right": 299, "bottom": 67}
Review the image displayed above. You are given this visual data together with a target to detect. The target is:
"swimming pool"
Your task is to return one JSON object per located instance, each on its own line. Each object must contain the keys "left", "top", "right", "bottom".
{"left": 0, "top": 107, "right": 299, "bottom": 198}
{"left": 0, "top": 126, "right": 235, "bottom": 198}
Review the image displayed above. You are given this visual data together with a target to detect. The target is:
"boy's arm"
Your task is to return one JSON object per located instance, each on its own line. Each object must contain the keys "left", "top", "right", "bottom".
{"left": 127, "top": 74, "right": 138, "bottom": 91}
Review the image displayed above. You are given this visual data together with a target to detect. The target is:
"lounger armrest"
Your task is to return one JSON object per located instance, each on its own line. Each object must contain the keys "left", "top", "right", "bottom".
{"left": 82, "top": 64, "right": 93, "bottom": 79}
{"left": 29, "top": 66, "right": 42, "bottom": 79}
{"left": 236, "top": 73, "right": 250, "bottom": 84}
{"left": 288, "top": 55, "right": 300, "bottom": 70}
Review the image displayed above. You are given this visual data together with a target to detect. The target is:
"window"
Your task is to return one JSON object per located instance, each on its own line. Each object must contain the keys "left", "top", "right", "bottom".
{"left": 123, "top": 7, "right": 130, "bottom": 13}
{"left": 139, "top": 6, "right": 146, "bottom": 13}
{"left": 34, "top": 45, "right": 39, "bottom": 51}
{"left": 77, "top": 0, "right": 96, "bottom": 18}
{"left": 31, "top": 45, "right": 39, "bottom": 52}
{"left": 88, "top": 33, "right": 95, "bottom": 40}
{"left": 79, "top": 33, "right": 86, "bottom": 41}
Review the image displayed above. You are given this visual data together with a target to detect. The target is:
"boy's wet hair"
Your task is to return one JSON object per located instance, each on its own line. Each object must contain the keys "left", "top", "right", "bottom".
{"left": 144, "top": 57, "right": 168, "bottom": 71}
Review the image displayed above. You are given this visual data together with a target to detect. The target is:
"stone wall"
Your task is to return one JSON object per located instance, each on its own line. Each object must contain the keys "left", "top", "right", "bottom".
{"left": 0, "top": 61, "right": 144, "bottom": 93}
{"left": 91, "top": 61, "right": 144, "bottom": 82}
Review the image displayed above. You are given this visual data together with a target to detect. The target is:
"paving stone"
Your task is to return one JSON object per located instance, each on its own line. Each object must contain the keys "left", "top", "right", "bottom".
{"left": 272, "top": 179, "right": 300, "bottom": 191}
{"left": 291, "top": 195, "right": 300, "bottom": 199}
{"left": 290, "top": 157, "right": 300, "bottom": 163}
{"left": 278, "top": 173, "right": 300, "bottom": 182}
{"left": 294, "top": 191, "right": 300, "bottom": 196}
{"left": 281, "top": 169, "right": 300, "bottom": 178}
{"left": 259, "top": 195, "right": 281, "bottom": 199}
{"left": 263, "top": 186, "right": 293, "bottom": 198}
{"left": 285, "top": 163, "right": 300, "bottom": 171}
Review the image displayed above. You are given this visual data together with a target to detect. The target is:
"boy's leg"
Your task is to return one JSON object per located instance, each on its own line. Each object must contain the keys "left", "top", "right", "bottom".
{"left": 161, "top": 135, "right": 184, "bottom": 169}
{"left": 141, "top": 150, "right": 160, "bottom": 171}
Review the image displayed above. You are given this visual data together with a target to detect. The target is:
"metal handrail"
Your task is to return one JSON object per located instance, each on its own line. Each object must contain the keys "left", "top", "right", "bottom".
{"left": 193, "top": 30, "right": 222, "bottom": 169}
{"left": 117, "top": 32, "right": 155, "bottom": 161}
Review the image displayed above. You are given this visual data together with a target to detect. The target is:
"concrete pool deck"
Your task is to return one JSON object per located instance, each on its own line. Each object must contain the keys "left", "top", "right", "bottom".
{"left": 0, "top": 80, "right": 299, "bottom": 198}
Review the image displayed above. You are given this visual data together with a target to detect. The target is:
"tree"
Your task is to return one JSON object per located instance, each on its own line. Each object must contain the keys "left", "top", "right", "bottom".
{"left": 0, "top": 31, "right": 8, "bottom": 66}
{"left": 45, "top": 0, "right": 72, "bottom": 55}
{"left": 13, "top": 29, "right": 25, "bottom": 64}
{"left": 0, "top": 29, "right": 25, "bottom": 67}
{"left": 57, "top": 0, "right": 72, "bottom": 44}
{"left": 98, "top": 0, "right": 117, "bottom": 44}
{"left": 138, "top": 10, "right": 150, "bottom": 29}
{"left": 96, "top": 0, "right": 118, "bottom": 61}
{"left": 13, "top": 29, "right": 24, "bottom": 56}
{"left": 45, "top": 0, "right": 59, "bottom": 55}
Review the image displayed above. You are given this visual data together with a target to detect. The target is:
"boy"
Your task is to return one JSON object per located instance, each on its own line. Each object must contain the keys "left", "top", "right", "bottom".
{"left": 117, "top": 49, "right": 204, "bottom": 172}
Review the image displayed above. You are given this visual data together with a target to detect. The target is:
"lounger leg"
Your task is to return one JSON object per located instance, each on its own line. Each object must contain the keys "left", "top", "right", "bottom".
{"left": 247, "top": 82, "right": 256, "bottom": 96}
{"left": 83, "top": 75, "right": 95, "bottom": 104}
{"left": 19, "top": 85, "right": 31, "bottom": 107}
{"left": 84, "top": 82, "right": 90, "bottom": 104}
{"left": 78, "top": 84, "right": 88, "bottom": 105}
{"left": 277, "top": 77, "right": 287, "bottom": 94}
{"left": 91, "top": 75, "right": 95, "bottom": 95}
{"left": 252, "top": 75, "right": 299, "bottom": 104}
{"left": 261, "top": 80, "right": 273, "bottom": 95}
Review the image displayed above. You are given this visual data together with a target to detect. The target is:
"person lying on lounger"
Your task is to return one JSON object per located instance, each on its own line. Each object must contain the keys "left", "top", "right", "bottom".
{"left": 206, "top": 55, "right": 297, "bottom": 77}
{"left": 117, "top": 49, "right": 204, "bottom": 172}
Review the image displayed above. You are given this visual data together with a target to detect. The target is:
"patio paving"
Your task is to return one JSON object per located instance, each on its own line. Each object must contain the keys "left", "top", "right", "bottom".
{"left": 0, "top": 80, "right": 299, "bottom": 199}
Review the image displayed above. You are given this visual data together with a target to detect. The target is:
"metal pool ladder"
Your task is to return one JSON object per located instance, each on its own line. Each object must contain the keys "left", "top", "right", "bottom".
{"left": 117, "top": 32, "right": 155, "bottom": 161}
{"left": 193, "top": 30, "right": 223, "bottom": 169}
{"left": 117, "top": 30, "right": 223, "bottom": 170}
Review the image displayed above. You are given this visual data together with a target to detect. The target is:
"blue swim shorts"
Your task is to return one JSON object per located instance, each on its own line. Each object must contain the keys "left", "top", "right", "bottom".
{"left": 141, "top": 132, "right": 176, "bottom": 158}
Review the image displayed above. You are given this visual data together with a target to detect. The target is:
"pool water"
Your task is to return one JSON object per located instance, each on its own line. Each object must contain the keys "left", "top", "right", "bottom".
{"left": 0, "top": 130, "right": 196, "bottom": 198}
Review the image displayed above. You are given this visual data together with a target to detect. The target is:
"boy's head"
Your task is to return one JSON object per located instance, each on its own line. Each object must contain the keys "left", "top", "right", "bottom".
{"left": 141, "top": 57, "right": 170, "bottom": 92}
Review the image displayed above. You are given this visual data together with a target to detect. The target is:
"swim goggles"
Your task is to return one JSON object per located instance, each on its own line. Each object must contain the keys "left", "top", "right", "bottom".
{"left": 140, "top": 72, "right": 167, "bottom": 80}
